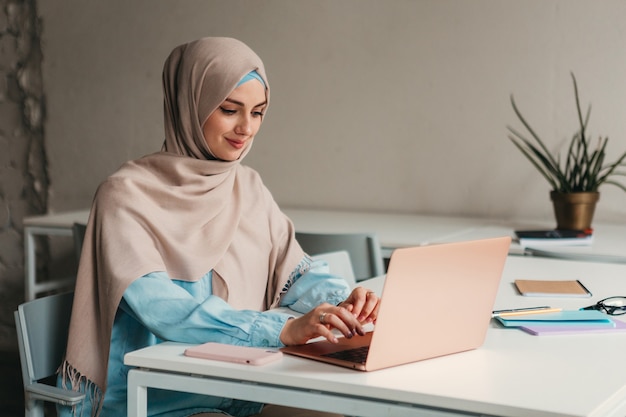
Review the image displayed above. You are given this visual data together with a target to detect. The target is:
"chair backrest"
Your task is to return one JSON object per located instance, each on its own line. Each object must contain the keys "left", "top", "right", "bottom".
{"left": 72, "top": 222, "right": 87, "bottom": 265}
{"left": 310, "top": 250, "right": 356, "bottom": 287}
{"left": 15, "top": 291, "right": 74, "bottom": 384}
{"left": 296, "top": 231, "right": 385, "bottom": 281}
{"left": 15, "top": 291, "right": 84, "bottom": 416}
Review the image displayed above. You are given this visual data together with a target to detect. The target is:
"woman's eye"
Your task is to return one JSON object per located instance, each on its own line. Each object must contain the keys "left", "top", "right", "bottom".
{"left": 219, "top": 107, "right": 236, "bottom": 115}
{"left": 253, "top": 111, "right": 265, "bottom": 117}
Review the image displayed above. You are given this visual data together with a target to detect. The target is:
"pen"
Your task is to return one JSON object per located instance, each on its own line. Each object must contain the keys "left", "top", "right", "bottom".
{"left": 492, "top": 306, "right": 562, "bottom": 317}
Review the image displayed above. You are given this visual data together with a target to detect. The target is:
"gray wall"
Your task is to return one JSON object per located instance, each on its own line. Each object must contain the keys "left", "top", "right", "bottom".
{"left": 40, "top": 0, "right": 626, "bottom": 223}
{"left": 1, "top": 2, "right": 44, "bottom": 412}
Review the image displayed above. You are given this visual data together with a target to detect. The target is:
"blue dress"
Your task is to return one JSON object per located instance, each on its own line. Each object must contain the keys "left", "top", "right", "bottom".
{"left": 58, "top": 257, "right": 350, "bottom": 417}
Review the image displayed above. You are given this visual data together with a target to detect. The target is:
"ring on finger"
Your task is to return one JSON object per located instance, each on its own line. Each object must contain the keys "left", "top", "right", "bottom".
{"left": 319, "top": 312, "right": 327, "bottom": 324}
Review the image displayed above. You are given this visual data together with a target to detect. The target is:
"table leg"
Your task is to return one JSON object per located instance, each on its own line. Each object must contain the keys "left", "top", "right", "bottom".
{"left": 24, "top": 227, "right": 36, "bottom": 301}
{"left": 127, "top": 370, "right": 148, "bottom": 417}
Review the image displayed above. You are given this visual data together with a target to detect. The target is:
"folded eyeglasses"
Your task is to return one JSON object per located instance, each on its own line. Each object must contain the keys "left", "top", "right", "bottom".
{"left": 581, "top": 296, "right": 626, "bottom": 316}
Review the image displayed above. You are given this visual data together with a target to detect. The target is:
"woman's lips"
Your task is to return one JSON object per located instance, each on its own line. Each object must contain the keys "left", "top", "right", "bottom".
{"left": 226, "top": 138, "right": 245, "bottom": 149}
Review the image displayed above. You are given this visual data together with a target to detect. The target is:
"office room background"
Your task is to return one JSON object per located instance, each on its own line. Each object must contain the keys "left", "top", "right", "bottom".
{"left": 1, "top": 0, "right": 626, "bottom": 414}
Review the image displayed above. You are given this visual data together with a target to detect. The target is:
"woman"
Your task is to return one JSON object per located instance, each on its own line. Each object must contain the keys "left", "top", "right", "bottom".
{"left": 59, "top": 37, "right": 379, "bottom": 417}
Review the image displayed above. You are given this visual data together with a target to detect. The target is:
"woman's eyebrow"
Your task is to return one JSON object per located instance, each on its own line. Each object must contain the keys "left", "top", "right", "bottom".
{"left": 224, "top": 98, "right": 267, "bottom": 108}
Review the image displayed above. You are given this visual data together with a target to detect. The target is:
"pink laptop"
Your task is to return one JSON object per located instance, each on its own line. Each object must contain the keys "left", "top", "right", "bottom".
{"left": 281, "top": 236, "right": 511, "bottom": 371}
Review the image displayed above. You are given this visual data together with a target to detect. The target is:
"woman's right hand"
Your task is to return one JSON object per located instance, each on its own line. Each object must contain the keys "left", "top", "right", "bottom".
{"left": 279, "top": 303, "right": 367, "bottom": 346}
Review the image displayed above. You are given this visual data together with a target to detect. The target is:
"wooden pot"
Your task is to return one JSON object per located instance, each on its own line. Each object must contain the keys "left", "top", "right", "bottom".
{"left": 550, "top": 191, "right": 599, "bottom": 230}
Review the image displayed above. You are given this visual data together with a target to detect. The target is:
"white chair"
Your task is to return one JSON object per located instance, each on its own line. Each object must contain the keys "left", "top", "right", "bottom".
{"left": 310, "top": 250, "right": 356, "bottom": 287}
{"left": 296, "top": 231, "right": 385, "bottom": 281}
{"left": 14, "top": 291, "right": 85, "bottom": 417}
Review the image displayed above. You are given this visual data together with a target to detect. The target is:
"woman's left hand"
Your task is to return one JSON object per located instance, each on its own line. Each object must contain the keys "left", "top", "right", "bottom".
{"left": 279, "top": 287, "right": 381, "bottom": 346}
{"left": 338, "top": 286, "right": 380, "bottom": 324}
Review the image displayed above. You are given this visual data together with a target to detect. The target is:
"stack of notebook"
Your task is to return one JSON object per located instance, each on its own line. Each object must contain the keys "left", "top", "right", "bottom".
{"left": 514, "top": 229, "right": 594, "bottom": 248}
{"left": 495, "top": 310, "right": 626, "bottom": 336}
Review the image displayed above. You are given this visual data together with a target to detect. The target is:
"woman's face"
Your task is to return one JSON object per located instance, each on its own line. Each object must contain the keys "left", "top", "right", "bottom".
{"left": 202, "top": 80, "right": 267, "bottom": 161}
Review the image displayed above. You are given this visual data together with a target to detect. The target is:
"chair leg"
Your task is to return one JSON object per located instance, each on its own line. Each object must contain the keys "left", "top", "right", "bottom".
{"left": 24, "top": 398, "right": 45, "bottom": 417}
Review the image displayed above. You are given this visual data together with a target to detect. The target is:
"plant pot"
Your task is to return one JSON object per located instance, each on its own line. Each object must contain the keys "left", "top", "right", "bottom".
{"left": 550, "top": 191, "right": 599, "bottom": 230}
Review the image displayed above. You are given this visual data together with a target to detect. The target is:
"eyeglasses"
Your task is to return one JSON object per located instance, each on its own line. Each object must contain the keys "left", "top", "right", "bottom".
{"left": 581, "top": 296, "right": 626, "bottom": 316}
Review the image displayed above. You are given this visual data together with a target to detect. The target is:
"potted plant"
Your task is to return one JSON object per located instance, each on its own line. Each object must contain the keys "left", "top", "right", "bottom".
{"left": 507, "top": 72, "right": 626, "bottom": 230}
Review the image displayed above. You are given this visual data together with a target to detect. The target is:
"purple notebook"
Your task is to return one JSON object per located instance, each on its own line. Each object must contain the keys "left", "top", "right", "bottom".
{"left": 521, "top": 319, "right": 626, "bottom": 336}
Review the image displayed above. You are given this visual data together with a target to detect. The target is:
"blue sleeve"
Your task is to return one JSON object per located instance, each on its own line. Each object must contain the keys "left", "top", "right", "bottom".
{"left": 122, "top": 259, "right": 351, "bottom": 347}
{"left": 279, "top": 258, "right": 352, "bottom": 314}
{"left": 121, "top": 272, "right": 290, "bottom": 347}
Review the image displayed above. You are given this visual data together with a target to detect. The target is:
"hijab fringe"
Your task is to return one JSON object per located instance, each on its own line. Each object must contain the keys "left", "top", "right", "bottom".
{"left": 60, "top": 360, "right": 104, "bottom": 417}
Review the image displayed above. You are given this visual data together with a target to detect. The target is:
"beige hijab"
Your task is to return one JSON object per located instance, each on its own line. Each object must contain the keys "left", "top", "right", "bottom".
{"left": 63, "top": 37, "right": 305, "bottom": 407}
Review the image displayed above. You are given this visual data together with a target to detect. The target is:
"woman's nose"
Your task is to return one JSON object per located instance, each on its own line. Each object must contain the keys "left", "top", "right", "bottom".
{"left": 235, "top": 116, "right": 252, "bottom": 135}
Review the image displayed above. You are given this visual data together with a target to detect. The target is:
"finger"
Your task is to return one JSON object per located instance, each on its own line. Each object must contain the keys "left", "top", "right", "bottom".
{"left": 339, "top": 306, "right": 367, "bottom": 335}
{"left": 336, "top": 300, "right": 354, "bottom": 312}
{"left": 320, "top": 312, "right": 354, "bottom": 339}
{"left": 349, "top": 288, "right": 375, "bottom": 322}
{"left": 347, "top": 287, "right": 368, "bottom": 318}
{"left": 316, "top": 324, "right": 339, "bottom": 343}
{"left": 333, "top": 307, "right": 366, "bottom": 337}
{"left": 357, "top": 292, "right": 379, "bottom": 322}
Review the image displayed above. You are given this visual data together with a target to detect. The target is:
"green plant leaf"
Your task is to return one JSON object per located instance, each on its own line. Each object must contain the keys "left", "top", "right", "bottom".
{"left": 507, "top": 72, "right": 626, "bottom": 195}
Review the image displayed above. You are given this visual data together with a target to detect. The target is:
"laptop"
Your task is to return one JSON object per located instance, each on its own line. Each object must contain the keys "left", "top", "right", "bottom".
{"left": 281, "top": 236, "right": 511, "bottom": 371}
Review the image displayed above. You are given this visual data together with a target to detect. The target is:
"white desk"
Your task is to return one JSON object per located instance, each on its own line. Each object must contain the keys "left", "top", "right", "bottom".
{"left": 23, "top": 209, "right": 89, "bottom": 300}
{"left": 125, "top": 256, "right": 626, "bottom": 417}
{"left": 283, "top": 208, "right": 492, "bottom": 249}
{"left": 520, "top": 221, "right": 626, "bottom": 263}
{"left": 447, "top": 221, "right": 626, "bottom": 264}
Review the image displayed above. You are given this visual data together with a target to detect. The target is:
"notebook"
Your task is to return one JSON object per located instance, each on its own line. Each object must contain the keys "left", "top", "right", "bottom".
{"left": 494, "top": 310, "right": 613, "bottom": 327}
{"left": 281, "top": 236, "right": 511, "bottom": 371}
{"left": 520, "top": 319, "right": 626, "bottom": 336}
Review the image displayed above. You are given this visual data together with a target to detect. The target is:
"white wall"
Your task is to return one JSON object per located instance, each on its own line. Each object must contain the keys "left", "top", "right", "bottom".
{"left": 39, "top": 0, "right": 626, "bottom": 224}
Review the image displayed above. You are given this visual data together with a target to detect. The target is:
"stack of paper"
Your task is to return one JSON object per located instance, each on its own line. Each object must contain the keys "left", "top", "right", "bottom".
{"left": 495, "top": 310, "right": 626, "bottom": 336}
{"left": 515, "top": 229, "right": 593, "bottom": 248}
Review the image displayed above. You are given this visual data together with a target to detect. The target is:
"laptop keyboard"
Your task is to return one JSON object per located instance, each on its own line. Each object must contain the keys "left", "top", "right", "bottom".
{"left": 321, "top": 345, "right": 369, "bottom": 364}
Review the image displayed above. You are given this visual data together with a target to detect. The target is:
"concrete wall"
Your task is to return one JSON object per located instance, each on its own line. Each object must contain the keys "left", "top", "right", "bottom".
{"left": 0, "top": 1, "right": 43, "bottom": 413}
{"left": 38, "top": 0, "right": 626, "bottom": 224}
{"left": 0, "top": 0, "right": 45, "bottom": 352}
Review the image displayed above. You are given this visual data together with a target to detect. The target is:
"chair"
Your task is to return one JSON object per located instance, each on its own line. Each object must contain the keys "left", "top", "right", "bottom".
{"left": 14, "top": 291, "right": 85, "bottom": 417}
{"left": 310, "top": 250, "right": 356, "bottom": 287}
{"left": 72, "top": 222, "right": 87, "bottom": 265}
{"left": 296, "top": 231, "right": 385, "bottom": 281}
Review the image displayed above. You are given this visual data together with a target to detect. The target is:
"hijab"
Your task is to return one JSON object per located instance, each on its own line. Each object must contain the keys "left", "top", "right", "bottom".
{"left": 62, "top": 37, "right": 305, "bottom": 413}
